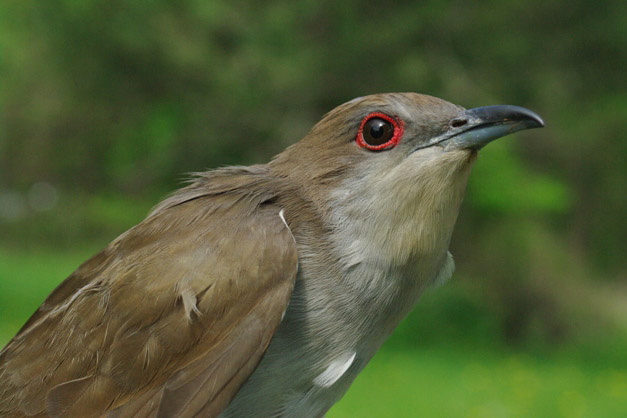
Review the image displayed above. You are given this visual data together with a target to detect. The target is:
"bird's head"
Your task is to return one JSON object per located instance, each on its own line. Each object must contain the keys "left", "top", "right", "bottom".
{"left": 271, "top": 93, "right": 543, "bottom": 264}
{"left": 272, "top": 92, "right": 543, "bottom": 206}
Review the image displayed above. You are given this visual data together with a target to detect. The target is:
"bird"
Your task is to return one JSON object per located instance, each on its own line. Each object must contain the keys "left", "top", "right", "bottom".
{"left": 0, "top": 93, "right": 544, "bottom": 417}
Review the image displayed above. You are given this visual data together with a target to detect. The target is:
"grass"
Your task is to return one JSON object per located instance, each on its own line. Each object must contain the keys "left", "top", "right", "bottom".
{"left": 329, "top": 346, "right": 626, "bottom": 418}
{"left": 1, "top": 246, "right": 625, "bottom": 417}
{"left": 0, "top": 245, "right": 104, "bottom": 344}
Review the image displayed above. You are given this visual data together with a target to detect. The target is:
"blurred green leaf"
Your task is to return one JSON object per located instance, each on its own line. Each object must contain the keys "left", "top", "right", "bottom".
{"left": 468, "top": 140, "right": 573, "bottom": 215}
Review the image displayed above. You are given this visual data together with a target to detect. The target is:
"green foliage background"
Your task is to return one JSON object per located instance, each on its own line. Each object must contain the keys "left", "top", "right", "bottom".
{"left": 0, "top": 0, "right": 625, "bottom": 416}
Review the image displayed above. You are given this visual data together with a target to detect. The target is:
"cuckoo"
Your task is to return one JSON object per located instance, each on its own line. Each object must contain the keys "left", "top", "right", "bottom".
{"left": 0, "top": 93, "right": 544, "bottom": 417}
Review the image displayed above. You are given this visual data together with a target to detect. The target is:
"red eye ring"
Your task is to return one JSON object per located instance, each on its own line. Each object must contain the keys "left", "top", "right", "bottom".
{"left": 356, "top": 112, "right": 405, "bottom": 151}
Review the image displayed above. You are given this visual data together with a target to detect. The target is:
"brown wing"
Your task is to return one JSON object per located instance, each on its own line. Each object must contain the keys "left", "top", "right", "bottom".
{"left": 0, "top": 190, "right": 298, "bottom": 418}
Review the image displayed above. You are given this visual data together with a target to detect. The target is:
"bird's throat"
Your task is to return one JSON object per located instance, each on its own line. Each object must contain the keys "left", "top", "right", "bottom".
{"left": 329, "top": 148, "right": 474, "bottom": 268}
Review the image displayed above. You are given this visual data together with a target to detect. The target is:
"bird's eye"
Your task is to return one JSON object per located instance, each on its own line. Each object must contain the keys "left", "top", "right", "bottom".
{"left": 356, "top": 112, "right": 404, "bottom": 151}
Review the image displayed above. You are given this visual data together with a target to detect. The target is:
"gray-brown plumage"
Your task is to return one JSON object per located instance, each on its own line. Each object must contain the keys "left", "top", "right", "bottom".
{"left": 0, "top": 93, "right": 543, "bottom": 417}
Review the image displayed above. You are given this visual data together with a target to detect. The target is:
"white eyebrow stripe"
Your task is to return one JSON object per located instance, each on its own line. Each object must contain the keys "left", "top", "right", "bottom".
{"left": 313, "top": 352, "right": 356, "bottom": 388}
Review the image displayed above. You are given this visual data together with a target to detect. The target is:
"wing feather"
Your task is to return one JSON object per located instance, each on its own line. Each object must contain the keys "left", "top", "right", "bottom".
{"left": 0, "top": 178, "right": 298, "bottom": 418}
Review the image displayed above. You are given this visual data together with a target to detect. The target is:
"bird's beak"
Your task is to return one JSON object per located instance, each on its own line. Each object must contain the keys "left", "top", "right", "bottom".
{"left": 412, "top": 105, "right": 544, "bottom": 152}
{"left": 444, "top": 105, "right": 545, "bottom": 150}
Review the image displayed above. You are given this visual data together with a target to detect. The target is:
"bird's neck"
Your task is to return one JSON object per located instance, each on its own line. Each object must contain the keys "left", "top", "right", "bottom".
{"left": 328, "top": 149, "right": 475, "bottom": 272}
{"left": 270, "top": 147, "right": 475, "bottom": 313}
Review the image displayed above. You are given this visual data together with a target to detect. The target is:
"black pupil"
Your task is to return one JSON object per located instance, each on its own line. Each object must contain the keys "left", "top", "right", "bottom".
{"left": 364, "top": 118, "right": 394, "bottom": 146}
